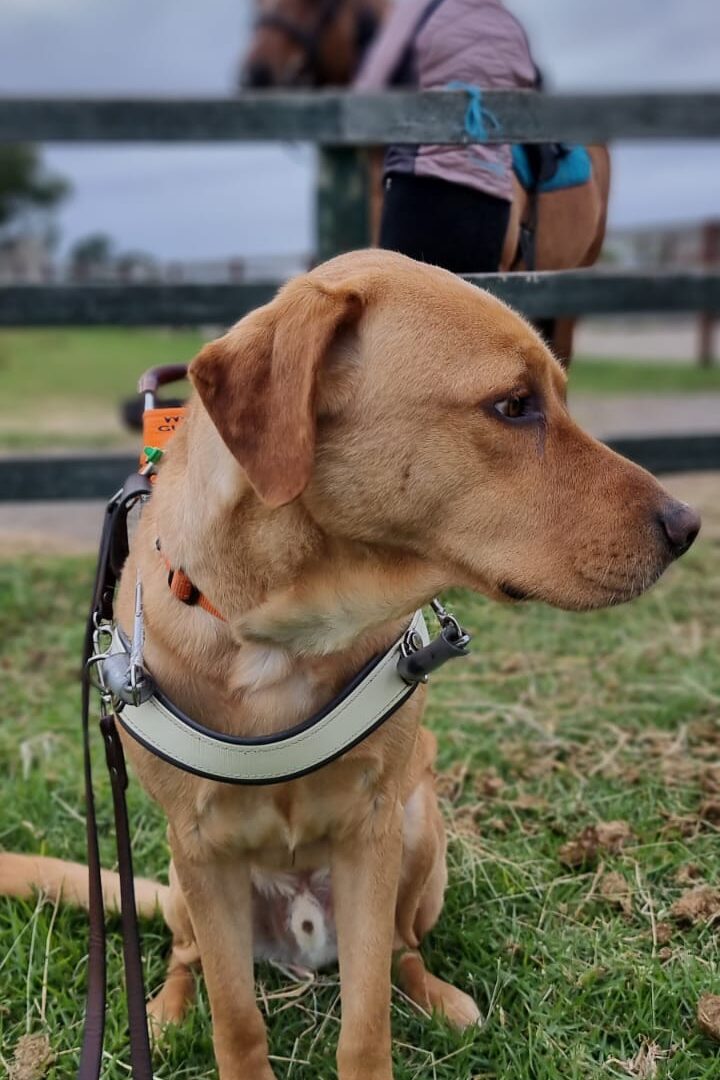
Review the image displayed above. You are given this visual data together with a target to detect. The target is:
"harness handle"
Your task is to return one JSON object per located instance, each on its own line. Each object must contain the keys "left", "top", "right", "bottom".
{"left": 137, "top": 363, "right": 188, "bottom": 397}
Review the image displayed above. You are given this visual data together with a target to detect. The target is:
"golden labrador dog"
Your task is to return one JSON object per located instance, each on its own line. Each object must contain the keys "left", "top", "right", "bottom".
{"left": 0, "top": 250, "right": 700, "bottom": 1079}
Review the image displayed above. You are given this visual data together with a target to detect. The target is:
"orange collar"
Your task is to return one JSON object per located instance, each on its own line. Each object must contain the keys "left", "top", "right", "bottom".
{"left": 157, "top": 541, "right": 225, "bottom": 621}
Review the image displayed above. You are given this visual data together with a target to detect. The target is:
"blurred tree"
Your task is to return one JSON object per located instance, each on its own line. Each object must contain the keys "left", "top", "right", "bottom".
{"left": 0, "top": 144, "right": 69, "bottom": 232}
{"left": 115, "top": 249, "right": 158, "bottom": 282}
{"left": 70, "top": 232, "right": 114, "bottom": 278}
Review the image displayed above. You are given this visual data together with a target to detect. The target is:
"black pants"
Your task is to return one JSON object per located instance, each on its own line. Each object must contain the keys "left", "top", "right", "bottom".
{"left": 379, "top": 173, "right": 511, "bottom": 273}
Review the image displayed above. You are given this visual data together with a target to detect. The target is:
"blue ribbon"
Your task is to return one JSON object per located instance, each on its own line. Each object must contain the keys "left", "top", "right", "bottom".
{"left": 446, "top": 81, "right": 503, "bottom": 142}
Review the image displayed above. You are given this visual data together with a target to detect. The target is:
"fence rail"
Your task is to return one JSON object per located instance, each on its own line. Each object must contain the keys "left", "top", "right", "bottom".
{"left": 3, "top": 271, "right": 720, "bottom": 326}
{"left": 1, "top": 91, "right": 720, "bottom": 144}
{"left": 4, "top": 435, "right": 720, "bottom": 504}
{"left": 2, "top": 88, "right": 719, "bottom": 493}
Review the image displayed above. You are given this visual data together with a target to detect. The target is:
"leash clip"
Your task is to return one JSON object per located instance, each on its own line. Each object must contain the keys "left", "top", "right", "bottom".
{"left": 397, "top": 598, "right": 472, "bottom": 685}
{"left": 429, "top": 597, "right": 472, "bottom": 651}
{"left": 100, "top": 575, "right": 156, "bottom": 708}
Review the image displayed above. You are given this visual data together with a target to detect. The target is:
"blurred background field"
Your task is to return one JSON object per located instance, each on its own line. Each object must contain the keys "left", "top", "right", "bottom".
{"left": 1, "top": 320, "right": 720, "bottom": 454}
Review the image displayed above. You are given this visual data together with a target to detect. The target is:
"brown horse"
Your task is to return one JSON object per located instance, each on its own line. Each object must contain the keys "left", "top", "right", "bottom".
{"left": 240, "top": 0, "right": 610, "bottom": 365}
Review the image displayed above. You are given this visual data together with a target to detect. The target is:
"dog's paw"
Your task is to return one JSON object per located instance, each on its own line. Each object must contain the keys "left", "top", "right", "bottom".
{"left": 146, "top": 959, "right": 196, "bottom": 1036}
{"left": 429, "top": 980, "right": 482, "bottom": 1030}
{"left": 395, "top": 951, "right": 482, "bottom": 1031}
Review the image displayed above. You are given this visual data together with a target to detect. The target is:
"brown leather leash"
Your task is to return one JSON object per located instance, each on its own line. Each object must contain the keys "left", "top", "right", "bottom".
{"left": 79, "top": 473, "right": 155, "bottom": 1079}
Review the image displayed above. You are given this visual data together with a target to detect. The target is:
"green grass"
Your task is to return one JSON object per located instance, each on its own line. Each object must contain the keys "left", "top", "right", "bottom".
{"left": 0, "top": 328, "right": 205, "bottom": 407}
{"left": 1, "top": 330, "right": 719, "bottom": 452}
{"left": 570, "top": 358, "right": 720, "bottom": 395}
{"left": 0, "top": 328, "right": 205, "bottom": 451}
{"left": 1, "top": 542, "right": 720, "bottom": 1079}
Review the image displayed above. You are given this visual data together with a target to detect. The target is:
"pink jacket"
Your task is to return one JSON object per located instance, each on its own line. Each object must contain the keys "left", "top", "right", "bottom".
{"left": 354, "top": 0, "right": 537, "bottom": 202}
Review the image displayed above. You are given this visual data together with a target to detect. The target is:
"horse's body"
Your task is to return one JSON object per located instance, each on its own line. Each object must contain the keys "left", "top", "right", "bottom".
{"left": 501, "top": 145, "right": 611, "bottom": 359}
{"left": 241, "top": 0, "right": 610, "bottom": 365}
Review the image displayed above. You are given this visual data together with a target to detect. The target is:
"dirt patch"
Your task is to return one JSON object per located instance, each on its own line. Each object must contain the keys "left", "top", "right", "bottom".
{"left": 599, "top": 870, "right": 633, "bottom": 915}
{"left": 0, "top": 499, "right": 105, "bottom": 556}
{"left": 559, "top": 820, "right": 633, "bottom": 868}
{"left": 571, "top": 394, "right": 720, "bottom": 440}
{"left": 697, "top": 994, "right": 720, "bottom": 1042}
{"left": 7, "top": 1033, "right": 54, "bottom": 1080}
{"left": 607, "top": 1041, "right": 673, "bottom": 1078}
{"left": 670, "top": 885, "right": 720, "bottom": 926}
{"left": 575, "top": 315, "right": 708, "bottom": 363}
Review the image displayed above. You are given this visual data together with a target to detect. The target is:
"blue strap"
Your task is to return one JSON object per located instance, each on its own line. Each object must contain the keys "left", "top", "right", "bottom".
{"left": 446, "top": 81, "right": 503, "bottom": 142}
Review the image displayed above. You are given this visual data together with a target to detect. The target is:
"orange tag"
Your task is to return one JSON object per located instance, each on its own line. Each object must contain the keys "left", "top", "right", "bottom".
{"left": 141, "top": 406, "right": 187, "bottom": 465}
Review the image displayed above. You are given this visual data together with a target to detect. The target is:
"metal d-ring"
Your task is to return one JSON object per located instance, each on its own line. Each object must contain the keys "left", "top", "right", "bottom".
{"left": 400, "top": 626, "right": 425, "bottom": 658}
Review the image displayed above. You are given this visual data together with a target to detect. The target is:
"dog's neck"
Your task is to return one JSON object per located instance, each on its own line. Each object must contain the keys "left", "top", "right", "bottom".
{"left": 126, "top": 404, "right": 447, "bottom": 727}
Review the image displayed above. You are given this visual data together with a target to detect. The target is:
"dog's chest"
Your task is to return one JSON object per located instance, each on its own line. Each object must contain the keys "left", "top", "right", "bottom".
{"left": 195, "top": 759, "right": 382, "bottom": 860}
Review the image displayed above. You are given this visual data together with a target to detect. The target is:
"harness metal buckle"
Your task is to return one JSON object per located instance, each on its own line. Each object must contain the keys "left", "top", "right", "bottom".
{"left": 399, "top": 626, "right": 428, "bottom": 682}
{"left": 103, "top": 573, "right": 155, "bottom": 707}
{"left": 87, "top": 621, "right": 115, "bottom": 705}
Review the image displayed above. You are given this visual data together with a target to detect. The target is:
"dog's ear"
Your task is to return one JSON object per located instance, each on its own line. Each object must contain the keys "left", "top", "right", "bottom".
{"left": 189, "top": 278, "right": 363, "bottom": 508}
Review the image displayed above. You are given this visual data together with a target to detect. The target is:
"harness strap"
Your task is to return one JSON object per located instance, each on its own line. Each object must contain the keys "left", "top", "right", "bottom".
{"left": 108, "top": 612, "right": 429, "bottom": 785}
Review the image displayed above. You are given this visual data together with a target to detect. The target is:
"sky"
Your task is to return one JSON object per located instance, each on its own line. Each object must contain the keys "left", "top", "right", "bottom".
{"left": 1, "top": 0, "right": 719, "bottom": 260}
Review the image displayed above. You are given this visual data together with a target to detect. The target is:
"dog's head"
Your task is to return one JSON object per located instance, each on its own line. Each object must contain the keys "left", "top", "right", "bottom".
{"left": 189, "top": 250, "right": 699, "bottom": 613}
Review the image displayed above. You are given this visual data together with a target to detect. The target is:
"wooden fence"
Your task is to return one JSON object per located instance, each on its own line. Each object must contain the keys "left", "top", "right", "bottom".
{"left": 1, "top": 90, "right": 720, "bottom": 499}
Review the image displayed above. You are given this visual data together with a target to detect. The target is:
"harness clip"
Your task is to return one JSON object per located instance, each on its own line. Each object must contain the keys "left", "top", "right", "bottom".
{"left": 397, "top": 599, "right": 472, "bottom": 685}
{"left": 102, "top": 652, "right": 155, "bottom": 707}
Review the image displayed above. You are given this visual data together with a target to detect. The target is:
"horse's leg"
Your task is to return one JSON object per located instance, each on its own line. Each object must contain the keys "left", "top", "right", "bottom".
{"left": 533, "top": 146, "right": 611, "bottom": 369}
{"left": 584, "top": 146, "right": 611, "bottom": 266}
{"left": 530, "top": 317, "right": 567, "bottom": 368}
{"left": 366, "top": 147, "right": 385, "bottom": 246}
{"left": 549, "top": 318, "right": 575, "bottom": 369}
{"left": 499, "top": 179, "right": 524, "bottom": 272}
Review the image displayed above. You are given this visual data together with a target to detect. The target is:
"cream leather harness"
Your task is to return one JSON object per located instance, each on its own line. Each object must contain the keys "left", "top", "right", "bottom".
{"left": 106, "top": 611, "right": 431, "bottom": 784}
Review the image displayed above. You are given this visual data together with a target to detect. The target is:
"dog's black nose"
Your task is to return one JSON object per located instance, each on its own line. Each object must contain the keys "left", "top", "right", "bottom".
{"left": 242, "top": 61, "right": 276, "bottom": 88}
{"left": 659, "top": 501, "right": 701, "bottom": 558}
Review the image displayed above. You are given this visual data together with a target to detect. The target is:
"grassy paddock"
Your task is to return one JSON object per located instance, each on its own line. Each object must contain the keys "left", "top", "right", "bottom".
{"left": 0, "top": 329, "right": 205, "bottom": 451}
{"left": 1, "top": 329, "right": 719, "bottom": 451}
{"left": 1, "top": 542, "right": 719, "bottom": 1079}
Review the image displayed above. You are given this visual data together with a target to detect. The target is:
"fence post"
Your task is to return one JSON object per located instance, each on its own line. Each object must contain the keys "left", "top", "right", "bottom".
{"left": 316, "top": 147, "right": 370, "bottom": 262}
{"left": 698, "top": 219, "right": 720, "bottom": 368}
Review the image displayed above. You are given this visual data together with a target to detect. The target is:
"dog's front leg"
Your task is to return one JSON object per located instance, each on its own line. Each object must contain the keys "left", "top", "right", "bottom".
{"left": 332, "top": 800, "right": 403, "bottom": 1080}
{"left": 171, "top": 842, "right": 276, "bottom": 1080}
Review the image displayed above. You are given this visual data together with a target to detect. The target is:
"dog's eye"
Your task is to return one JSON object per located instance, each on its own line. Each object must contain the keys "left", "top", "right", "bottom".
{"left": 494, "top": 394, "right": 531, "bottom": 419}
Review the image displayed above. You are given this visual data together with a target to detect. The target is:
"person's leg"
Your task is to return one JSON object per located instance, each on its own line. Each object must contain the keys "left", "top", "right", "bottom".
{"left": 379, "top": 174, "right": 511, "bottom": 273}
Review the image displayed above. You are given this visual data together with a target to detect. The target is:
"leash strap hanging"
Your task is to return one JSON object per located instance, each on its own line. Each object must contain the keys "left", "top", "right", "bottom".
{"left": 79, "top": 474, "right": 154, "bottom": 1080}
{"left": 79, "top": 491, "right": 120, "bottom": 1080}
{"left": 78, "top": 626, "right": 106, "bottom": 1079}
{"left": 100, "top": 710, "right": 153, "bottom": 1080}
